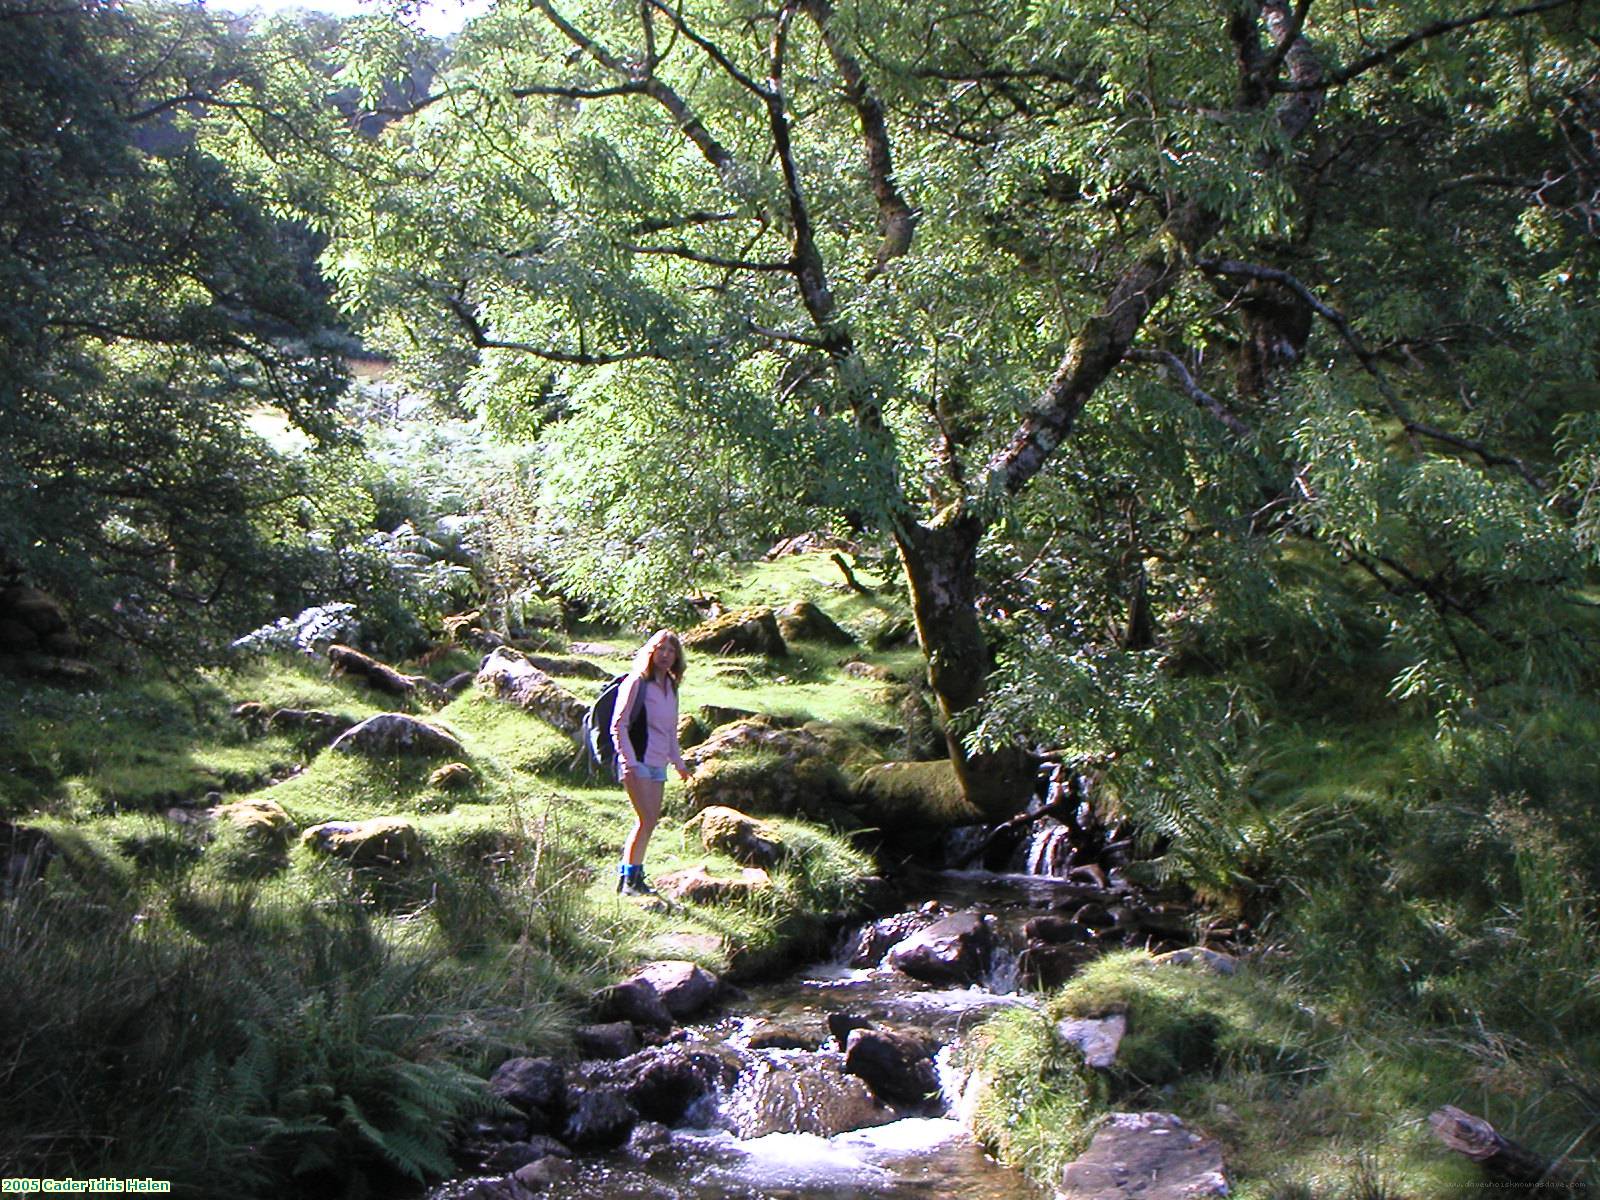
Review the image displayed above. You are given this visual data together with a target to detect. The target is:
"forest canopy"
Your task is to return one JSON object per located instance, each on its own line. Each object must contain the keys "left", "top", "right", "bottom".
{"left": 4, "top": 0, "right": 1599, "bottom": 796}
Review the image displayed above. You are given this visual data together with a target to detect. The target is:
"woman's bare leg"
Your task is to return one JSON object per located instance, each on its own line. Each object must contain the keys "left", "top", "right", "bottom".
{"left": 622, "top": 774, "right": 665, "bottom": 866}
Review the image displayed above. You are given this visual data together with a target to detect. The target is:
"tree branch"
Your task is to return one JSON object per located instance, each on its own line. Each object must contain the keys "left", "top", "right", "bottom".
{"left": 622, "top": 243, "right": 794, "bottom": 272}
{"left": 642, "top": 0, "right": 771, "bottom": 98}
{"left": 446, "top": 295, "right": 672, "bottom": 365}
{"left": 980, "top": 201, "right": 1221, "bottom": 497}
{"left": 1127, "top": 348, "right": 1254, "bottom": 440}
{"left": 1198, "top": 258, "right": 1547, "bottom": 489}
{"left": 1273, "top": 0, "right": 1585, "bottom": 93}
{"left": 800, "top": 0, "right": 917, "bottom": 275}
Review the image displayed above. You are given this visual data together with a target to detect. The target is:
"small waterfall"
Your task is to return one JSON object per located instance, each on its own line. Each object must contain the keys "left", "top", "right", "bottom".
{"left": 1022, "top": 819, "right": 1074, "bottom": 877}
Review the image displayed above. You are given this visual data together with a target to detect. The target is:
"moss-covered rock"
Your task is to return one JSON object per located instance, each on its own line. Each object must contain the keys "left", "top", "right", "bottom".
{"left": 776, "top": 601, "right": 853, "bottom": 646}
{"left": 301, "top": 816, "right": 424, "bottom": 869}
{"left": 687, "top": 805, "right": 785, "bottom": 867}
{"left": 216, "top": 797, "right": 296, "bottom": 848}
{"left": 682, "top": 607, "right": 788, "bottom": 658}
{"left": 428, "top": 761, "right": 476, "bottom": 790}
{"left": 686, "top": 749, "right": 854, "bottom": 820}
{"left": 854, "top": 761, "right": 981, "bottom": 842}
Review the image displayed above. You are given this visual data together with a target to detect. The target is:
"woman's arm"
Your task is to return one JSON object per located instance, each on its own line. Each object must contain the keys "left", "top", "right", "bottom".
{"left": 611, "top": 673, "right": 642, "bottom": 772}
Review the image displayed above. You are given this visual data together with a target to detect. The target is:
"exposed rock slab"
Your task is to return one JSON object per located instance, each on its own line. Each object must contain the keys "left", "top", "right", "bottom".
{"left": 627, "top": 960, "right": 720, "bottom": 1020}
{"left": 654, "top": 864, "right": 772, "bottom": 906}
{"left": 1055, "top": 1013, "right": 1128, "bottom": 1070}
{"left": 329, "top": 713, "right": 465, "bottom": 758}
{"left": 474, "top": 646, "right": 587, "bottom": 737}
{"left": 1057, "top": 1111, "right": 1227, "bottom": 1199}
{"left": 887, "top": 911, "right": 995, "bottom": 986}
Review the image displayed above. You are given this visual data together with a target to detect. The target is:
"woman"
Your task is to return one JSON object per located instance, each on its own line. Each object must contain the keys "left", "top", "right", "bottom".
{"left": 611, "top": 629, "right": 692, "bottom": 895}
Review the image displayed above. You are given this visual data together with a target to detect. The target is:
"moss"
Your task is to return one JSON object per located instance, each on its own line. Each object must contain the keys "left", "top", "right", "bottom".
{"left": 854, "top": 760, "right": 980, "bottom": 835}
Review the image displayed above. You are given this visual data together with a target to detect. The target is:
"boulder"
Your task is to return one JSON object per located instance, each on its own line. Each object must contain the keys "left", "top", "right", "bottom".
{"left": 847, "top": 904, "right": 945, "bottom": 968}
{"left": 653, "top": 864, "right": 772, "bottom": 906}
{"left": 613, "top": 1044, "right": 740, "bottom": 1125}
{"left": 513, "top": 1155, "right": 575, "bottom": 1189}
{"left": 844, "top": 1028, "right": 941, "bottom": 1108}
{"left": 329, "top": 713, "right": 465, "bottom": 759}
{"left": 429, "top": 761, "right": 476, "bottom": 790}
{"left": 1057, "top": 1111, "right": 1227, "bottom": 1199}
{"left": 776, "top": 601, "right": 853, "bottom": 646}
{"left": 687, "top": 805, "right": 784, "bottom": 868}
{"left": 214, "top": 798, "right": 296, "bottom": 850}
{"left": 489, "top": 1057, "right": 566, "bottom": 1120}
{"left": 300, "top": 817, "right": 422, "bottom": 869}
{"left": 729, "top": 1056, "right": 895, "bottom": 1138}
{"left": 681, "top": 607, "right": 788, "bottom": 658}
{"left": 747, "top": 1023, "right": 822, "bottom": 1052}
{"left": 474, "top": 647, "right": 588, "bottom": 737}
{"left": 1055, "top": 1014, "right": 1128, "bottom": 1070}
{"left": 886, "top": 912, "right": 995, "bottom": 986}
{"left": 575, "top": 1022, "right": 640, "bottom": 1060}
{"left": 592, "top": 978, "right": 673, "bottom": 1031}
{"left": 561, "top": 1086, "right": 638, "bottom": 1151}
{"left": 627, "top": 960, "right": 721, "bottom": 1020}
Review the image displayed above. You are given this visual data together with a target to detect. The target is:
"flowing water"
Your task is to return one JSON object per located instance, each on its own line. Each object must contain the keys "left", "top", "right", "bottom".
{"left": 434, "top": 867, "right": 1118, "bottom": 1200}
{"left": 434, "top": 768, "right": 1159, "bottom": 1200}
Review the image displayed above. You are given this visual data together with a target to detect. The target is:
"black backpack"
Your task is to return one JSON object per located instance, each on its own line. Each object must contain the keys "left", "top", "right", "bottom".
{"left": 582, "top": 674, "right": 648, "bottom": 779}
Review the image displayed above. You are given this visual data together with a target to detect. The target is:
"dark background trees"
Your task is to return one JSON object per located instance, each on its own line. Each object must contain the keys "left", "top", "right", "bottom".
{"left": 0, "top": 0, "right": 353, "bottom": 657}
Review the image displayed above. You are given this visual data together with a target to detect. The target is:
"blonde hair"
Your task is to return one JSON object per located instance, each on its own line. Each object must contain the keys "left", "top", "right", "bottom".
{"left": 631, "top": 629, "right": 685, "bottom": 690}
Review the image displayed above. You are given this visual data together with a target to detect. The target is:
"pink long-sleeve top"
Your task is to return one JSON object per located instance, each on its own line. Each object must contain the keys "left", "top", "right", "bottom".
{"left": 611, "top": 672, "right": 686, "bottom": 773}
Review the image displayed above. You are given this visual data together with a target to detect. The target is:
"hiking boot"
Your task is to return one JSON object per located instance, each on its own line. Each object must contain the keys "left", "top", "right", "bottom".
{"left": 619, "top": 871, "right": 655, "bottom": 897}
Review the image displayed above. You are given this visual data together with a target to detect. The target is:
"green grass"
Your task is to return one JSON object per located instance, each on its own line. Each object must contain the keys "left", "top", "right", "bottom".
{"left": 1, "top": 619, "right": 896, "bottom": 1195}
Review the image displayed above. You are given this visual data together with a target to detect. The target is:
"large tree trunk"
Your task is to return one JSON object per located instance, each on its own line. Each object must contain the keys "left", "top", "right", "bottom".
{"left": 895, "top": 506, "right": 1034, "bottom": 821}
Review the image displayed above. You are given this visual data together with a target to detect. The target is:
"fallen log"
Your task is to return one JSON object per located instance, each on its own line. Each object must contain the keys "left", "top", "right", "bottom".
{"left": 1429, "top": 1105, "right": 1590, "bottom": 1196}
{"left": 328, "top": 644, "right": 447, "bottom": 704}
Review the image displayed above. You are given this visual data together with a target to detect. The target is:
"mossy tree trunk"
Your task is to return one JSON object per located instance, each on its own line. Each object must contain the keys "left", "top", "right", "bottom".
{"left": 894, "top": 508, "right": 1033, "bottom": 820}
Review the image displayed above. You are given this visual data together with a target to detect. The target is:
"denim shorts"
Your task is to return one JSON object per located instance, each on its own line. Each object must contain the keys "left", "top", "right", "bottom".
{"left": 628, "top": 763, "right": 668, "bottom": 783}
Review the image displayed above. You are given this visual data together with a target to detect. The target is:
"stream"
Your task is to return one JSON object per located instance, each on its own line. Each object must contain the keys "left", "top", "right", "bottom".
{"left": 433, "top": 783, "right": 1189, "bottom": 1200}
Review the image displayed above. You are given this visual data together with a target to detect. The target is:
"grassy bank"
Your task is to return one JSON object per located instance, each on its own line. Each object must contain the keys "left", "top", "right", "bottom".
{"left": 961, "top": 692, "right": 1600, "bottom": 1196}
{"left": 0, "top": 560, "right": 915, "bottom": 1196}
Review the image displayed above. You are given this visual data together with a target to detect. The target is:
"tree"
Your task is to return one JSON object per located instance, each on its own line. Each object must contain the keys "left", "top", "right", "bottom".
{"left": 220, "top": 0, "right": 1599, "bottom": 814}
{"left": 0, "top": 0, "right": 352, "bottom": 655}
